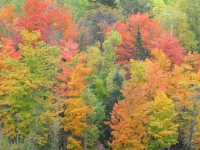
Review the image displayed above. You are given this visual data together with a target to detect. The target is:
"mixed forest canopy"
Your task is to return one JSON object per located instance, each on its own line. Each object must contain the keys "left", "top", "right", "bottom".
{"left": 0, "top": 0, "right": 200, "bottom": 150}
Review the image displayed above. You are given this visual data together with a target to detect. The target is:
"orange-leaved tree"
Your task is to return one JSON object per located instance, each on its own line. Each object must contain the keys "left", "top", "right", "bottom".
{"left": 61, "top": 55, "right": 91, "bottom": 150}
{"left": 0, "top": 4, "right": 16, "bottom": 38}
{"left": 165, "top": 51, "right": 200, "bottom": 149}
{"left": 109, "top": 60, "right": 150, "bottom": 150}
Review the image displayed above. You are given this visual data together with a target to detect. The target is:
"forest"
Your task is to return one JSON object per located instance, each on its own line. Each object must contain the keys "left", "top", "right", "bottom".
{"left": 0, "top": 0, "right": 200, "bottom": 150}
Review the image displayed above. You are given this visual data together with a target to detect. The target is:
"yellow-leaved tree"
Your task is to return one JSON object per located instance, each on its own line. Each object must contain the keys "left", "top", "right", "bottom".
{"left": 0, "top": 30, "right": 60, "bottom": 149}
{"left": 148, "top": 92, "right": 178, "bottom": 150}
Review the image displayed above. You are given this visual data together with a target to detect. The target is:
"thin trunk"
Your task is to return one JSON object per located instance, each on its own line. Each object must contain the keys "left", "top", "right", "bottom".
{"left": 33, "top": 96, "right": 40, "bottom": 150}
{"left": 102, "top": 51, "right": 105, "bottom": 72}
{"left": 170, "top": 21, "right": 173, "bottom": 38}
{"left": 16, "top": 119, "right": 20, "bottom": 145}
{"left": 51, "top": 108, "right": 59, "bottom": 150}
{"left": 188, "top": 88, "right": 200, "bottom": 149}
{"left": 181, "top": 143, "right": 186, "bottom": 150}
{"left": 0, "top": 123, "right": 2, "bottom": 148}
{"left": 0, "top": 1, "right": 3, "bottom": 8}
{"left": 84, "top": 114, "right": 87, "bottom": 150}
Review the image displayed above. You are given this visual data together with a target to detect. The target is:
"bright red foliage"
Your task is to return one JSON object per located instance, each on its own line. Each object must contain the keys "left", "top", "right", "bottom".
{"left": 15, "top": 0, "right": 77, "bottom": 43}
{"left": 151, "top": 33, "right": 185, "bottom": 65}
{"left": 1, "top": 38, "right": 20, "bottom": 59}
{"left": 109, "top": 13, "right": 162, "bottom": 65}
{"left": 109, "top": 13, "right": 185, "bottom": 66}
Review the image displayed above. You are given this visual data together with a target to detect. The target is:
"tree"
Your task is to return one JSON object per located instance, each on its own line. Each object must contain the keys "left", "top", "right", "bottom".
{"left": 102, "top": 30, "right": 122, "bottom": 71}
{"left": 118, "top": 0, "right": 151, "bottom": 17}
{"left": 150, "top": 0, "right": 166, "bottom": 16}
{"left": 0, "top": 0, "right": 24, "bottom": 12}
{"left": 144, "top": 59, "right": 167, "bottom": 98}
{"left": 81, "top": 3, "right": 122, "bottom": 51}
{"left": 151, "top": 1, "right": 197, "bottom": 51}
{"left": 136, "top": 25, "right": 149, "bottom": 60}
{"left": 165, "top": 55, "right": 200, "bottom": 149}
{"left": 109, "top": 60, "right": 150, "bottom": 150}
{"left": 0, "top": 4, "right": 16, "bottom": 38}
{"left": 148, "top": 92, "right": 178, "bottom": 150}
{"left": 81, "top": 88, "right": 103, "bottom": 150}
{"left": 101, "top": 68, "right": 124, "bottom": 147}
{"left": 0, "top": 30, "right": 60, "bottom": 148}
{"left": 111, "top": 13, "right": 162, "bottom": 65}
{"left": 104, "top": 68, "right": 124, "bottom": 116}
{"left": 152, "top": 33, "right": 185, "bottom": 65}
{"left": 89, "top": 0, "right": 117, "bottom": 8}
{"left": 109, "top": 82, "right": 150, "bottom": 150}
{"left": 150, "top": 48, "right": 171, "bottom": 72}
{"left": 178, "top": 0, "right": 200, "bottom": 52}
{"left": 61, "top": 55, "right": 91, "bottom": 150}
{"left": 86, "top": 46, "right": 103, "bottom": 74}
{"left": 64, "top": 0, "right": 89, "bottom": 21}
{"left": 15, "top": 0, "right": 77, "bottom": 44}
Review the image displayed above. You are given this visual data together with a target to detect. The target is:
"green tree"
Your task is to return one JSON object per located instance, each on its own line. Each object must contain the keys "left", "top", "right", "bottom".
{"left": 64, "top": 0, "right": 90, "bottom": 21}
{"left": 136, "top": 25, "right": 149, "bottom": 60}
{"left": 86, "top": 46, "right": 104, "bottom": 74}
{"left": 0, "top": 0, "right": 24, "bottom": 12}
{"left": 177, "top": 0, "right": 200, "bottom": 52}
{"left": 81, "top": 88, "right": 104, "bottom": 150}
{"left": 118, "top": 0, "right": 151, "bottom": 17}
{"left": 102, "top": 30, "right": 122, "bottom": 71}
{"left": 89, "top": 0, "right": 117, "bottom": 8}
{"left": 104, "top": 68, "right": 124, "bottom": 116}
{"left": 81, "top": 3, "right": 122, "bottom": 51}
{"left": 150, "top": 0, "right": 197, "bottom": 51}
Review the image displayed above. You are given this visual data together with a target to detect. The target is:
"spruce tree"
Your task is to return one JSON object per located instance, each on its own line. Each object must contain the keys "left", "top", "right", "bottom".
{"left": 136, "top": 25, "right": 149, "bottom": 60}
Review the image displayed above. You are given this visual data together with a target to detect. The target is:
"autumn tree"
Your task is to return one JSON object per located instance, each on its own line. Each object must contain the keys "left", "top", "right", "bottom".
{"left": 109, "top": 60, "right": 150, "bottom": 149}
{"left": 111, "top": 13, "right": 162, "bottom": 65}
{"left": 150, "top": 48, "right": 171, "bottom": 72}
{"left": 0, "top": 0, "right": 24, "bottom": 12}
{"left": 150, "top": 0, "right": 197, "bottom": 51}
{"left": 0, "top": 30, "right": 60, "bottom": 149}
{"left": 61, "top": 55, "right": 91, "bottom": 150}
{"left": 15, "top": 0, "right": 77, "bottom": 44}
{"left": 151, "top": 33, "right": 185, "bottom": 65}
{"left": 164, "top": 52, "right": 200, "bottom": 149}
{"left": 0, "top": 4, "right": 16, "bottom": 38}
{"left": 109, "top": 83, "right": 149, "bottom": 150}
{"left": 148, "top": 92, "right": 178, "bottom": 150}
